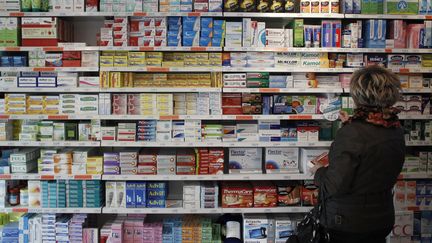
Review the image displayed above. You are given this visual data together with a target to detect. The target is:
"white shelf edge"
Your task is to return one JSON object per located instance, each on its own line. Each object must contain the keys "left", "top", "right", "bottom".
{"left": 2, "top": 46, "right": 431, "bottom": 54}
{"left": 100, "top": 141, "right": 332, "bottom": 147}
{"left": 223, "top": 12, "right": 344, "bottom": 18}
{"left": 102, "top": 174, "right": 312, "bottom": 181}
{"left": 0, "top": 88, "right": 100, "bottom": 93}
{"left": 99, "top": 67, "right": 222, "bottom": 72}
{"left": 399, "top": 173, "right": 432, "bottom": 179}
{"left": 0, "top": 141, "right": 100, "bottom": 147}
{"left": 0, "top": 174, "right": 101, "bottom": 180}
{"left": 0, "top": 67, "right": 98, "bottom": 72}
{"left": 0, "top": 11, "right": 223, "bottom": 17}
{"left": 344, "top": 14, "right": 429, "bottom": 19}
{"left": 102, "top": 207, "right": 312, "bottom": 214}
{"left": 0, "top": 207, "right": 102, "bottom": 213}
{"left": 223, "top": 88, "right": 343, "bottom": 93}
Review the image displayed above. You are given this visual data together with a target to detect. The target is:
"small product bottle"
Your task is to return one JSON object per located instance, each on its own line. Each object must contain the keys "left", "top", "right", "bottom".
{"left": 20, "top": 188, "right": 29, "bottom": 206}
{"left": 8, "top": 188, "right": 20, "bottom": 206}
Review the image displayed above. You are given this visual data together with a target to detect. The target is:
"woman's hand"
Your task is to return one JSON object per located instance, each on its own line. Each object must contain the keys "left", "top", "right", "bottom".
{"left": 339, "top": 110, "right": 350, "bottom": 123}
{"left": 309, "top": 162, "right": 324, "bottom": 174}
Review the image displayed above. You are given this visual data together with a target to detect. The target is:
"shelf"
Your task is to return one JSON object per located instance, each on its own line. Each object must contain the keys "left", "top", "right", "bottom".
{"left": 223, "top": 87, "right": 343, "bottom": 93}
{"left": 0, "top": 141, "right": 100, "bottom": 147}
{"left": 344, "top": 88, "right": 432, "bottom": 94}
{"left": 399, "top": 115, "right": 432, "bottom": 120}
{"left": 0, "top": 87, "right": 100, "bottom": 93}
{"left": 0, "top": 174, "right": 101, "bottom": 180}
{"left": 102, "top": 207, "right": 312, "bottom": 214}
{"left": 222, "top": 67, "right": 358, "bottom": 73}
{"left": 0, "top": 67, "right": 98, "bottom": 72}
{"left": 101, "top": 141, "right": 332, "bottom": 147}
{"left": 223, "top": 67, "right": 432, "bottom": 73}
{"left": 344, "top": 14, "right": 432, "bottom": 19}
{"left": 102, "top": 173, "right": 312, "bottom": 181}
{"left": 399, "top": 173, "right": 432, "bottom": 179}
{"left": 0, "top": 87, "right": 220, "bottom": 93}
{"left": 103, "top": 207, "right": 223, "bottom": 214}
{"left": 100, "top": 67, "right": 221, "bottom": 72}
{"left": 221, "top": 114, "right": 325, "bottom": 120}
{"left": 101, "top": 141, "right": 224, "bottom": 147}
{"left": 2, "top": 46, "right": 431, "bottom": 54}
{"left": 0, "top": 46, "right": 100, "bottom": 51}
{"left": 99, "top": 46, "right": 222, "bottom": 51}
{"left": 0, "top": 11, "right": 223, "bottom": 17}
{"left": 0, "top": 207, "right": 102, "bottom": 213}
{"left": 0, "top": 114, "right": 99, "bottom": 120}
{"left": 224, "top": 47, "right": 432, "bottom": 53}
{"left": 405, "top": 141, "right": 432, "bottom": 146}
{"left": 223, "top": 12, "right": 344, "bottom": 18}
{"left": 222, "top": 207, "right": 312, "bottom": 213}
{"left": 101, "top": 115, "right": 222, "bottom": 120}
{"left": 100, "top": 87, "right": 221, "bottom": 93}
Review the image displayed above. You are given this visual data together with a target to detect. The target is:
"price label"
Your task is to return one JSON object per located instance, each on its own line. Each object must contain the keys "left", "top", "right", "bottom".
{"left": 110, "top": 209, "right": 119, "bottom": 213}
{"left": 308, "top": 142, "right": 316, "bottom": 146}
{"left": 283, "top": 175, "right": 292, "bottom": 180}
{"left": 190, "top": 209, "right": 198, "bottom": 213}
{"left": 264, "top": 208, "right": 272, "bottom": 213}
{"left": 210, "top": 209, "right": 218, "bottom": 213}
{"left": 243, "top": 176, "right": 250, "bottom": 180}
{"left": 292, "top": 208, "right": 300, "bottom": 212}
{"left": 151, "top": 209, "right": 159, "bottom": 213}
{"left": 72, "top": 208, "right": 81, "bottom": 213}
{"left": 251, "top": 143, "right": 259, "bottom": 147}
{"left": 171, "top": 209, "right": 179, "bottom": 213}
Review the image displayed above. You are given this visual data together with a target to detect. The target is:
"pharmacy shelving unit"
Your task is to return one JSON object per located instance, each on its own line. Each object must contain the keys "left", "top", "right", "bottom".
{"left": 0, "top": 12, "right": 432, "bottom": 223}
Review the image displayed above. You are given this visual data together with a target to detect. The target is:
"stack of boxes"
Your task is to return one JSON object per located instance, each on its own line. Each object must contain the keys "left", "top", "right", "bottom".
{"left": 157, "top": 120, "right": 172, "bottom": 142}
{"left": 114, "top": 17, "right": 129, "bottom": 47}
{"left": 53, "top": 150, "right": 73, "bottom": 175}
{"left": 157, "top": 149, "right": 176, "bottom": 175}
{"left": 0, "top": 121, "right": 13, "bottom": 141}
{"left": 112, "top": 94, "right": 127, "bottom": 115}
{"left": 67, "top": 180, "right": 83, "bottom": 208}
{"left": 117, "top": 123, "right": 136, "bottom": 142}
{"left": 137, "top": 120, "right": 157, "bottom": 142}
{"left": 265, "top": 147, "right": 300, "bottom": 173}
{"left": 241, "top": 93, "right": 262, "bottom": 115}
{"left": 0, "top": 149, "right": 16, "bottom": 174}
{"left": 237, "top": 123, "right": 259, "bottom": 142}
{"left": 225, "top": 22, "right": 242, "bottom": 47}
{"left": 172, "top": 121, "right": 185, "bottom": 141}
{"left": 196, "top": 148, "right": 224, "bottom": 175}
{"left": 138, "top": 150, "right": 158, "bottom": 174}
{"left": 104, "top": 152, "right": 120, "bottom": 175}
{"left": 5, "top": 94, "right": 26, "bottom": 115}
{"left": 86, "top": 156, "right": 104, "bottom": 175}
{"left": 28, "top": 50, "right": 46, "bottom": 67}
{"left": 0, "top": 17, "right": 19, "bottom": 47}
{"left": 201, "top": 18, "right": 224, "bottom": 47}
{"left": 100, "top": 20, "right": 114, "bottom": 46}
{"left": 42, "top": 214, "right": 57, "bottom": 242}
{"left": 10, "top": 148, "right": 39, "bottom": 173}
{"left": 183, "top": 182, "right": 201, "bottom": 209}
{"left": 143, "top": 223, "right": 163, "bottom": 243}
{"left": 201, "top": 124, "right": 223, "bottom": 142}
{"left": 185, "top": 120, "right": 202, "bottom": 142}
{"left": 228, "top": 147, "right": 263, "bottom": 174}
{"left": 168, "top": 17, "right": 182, "bottom": 46}
{"left": 129, "top": 17, "right": 166, "bottom": 47}
{"left": 120, "top": 150, "right": 139, "bottom": 175}
{"left": 146, "top": 182, "right": 168, "bottom": 208}
{"left": 259, "top": 120, "right": 281, "bottom": 142}
{"left": 72, "top": 149, "right": 96, "bottom": 175}
{"left": 21, "top": 18, "right": 59, "bottom": 46}
{"left": 38, "top": 149, "right": 59, "bottom": 175}
{"left": 125, "top": 181, "right": 147, "bottom": 208}
{"left": 200, "top": 182, "right": 218, "bottom": 208}
{"left": 28, "top": 180, "right": 41, "bottom": 207}
{"left": 176, "top": 149, "right": 196, "bottom": 175}
{"left": 85, "top": 180, "right": 104, "bottom": 208}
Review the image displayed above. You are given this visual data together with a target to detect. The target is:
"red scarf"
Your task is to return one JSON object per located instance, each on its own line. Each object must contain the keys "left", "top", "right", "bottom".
{"left": 344, "top": 106, "right": 401, "bottom": 128}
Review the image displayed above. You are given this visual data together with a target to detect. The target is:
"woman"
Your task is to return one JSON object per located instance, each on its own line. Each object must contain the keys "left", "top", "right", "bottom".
{"left": 310, "top": 66, "right": 406, "bottom": 243}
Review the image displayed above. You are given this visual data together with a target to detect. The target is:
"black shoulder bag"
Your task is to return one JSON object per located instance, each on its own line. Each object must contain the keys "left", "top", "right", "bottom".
{"left": 286, "top": 188, "right": 330, "bottom": 243}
